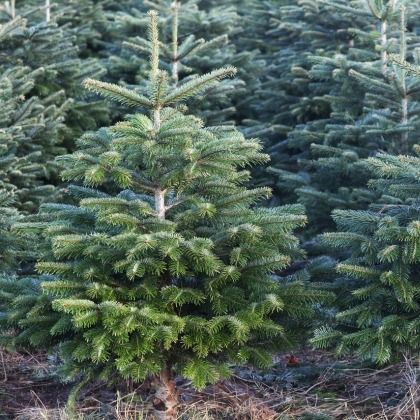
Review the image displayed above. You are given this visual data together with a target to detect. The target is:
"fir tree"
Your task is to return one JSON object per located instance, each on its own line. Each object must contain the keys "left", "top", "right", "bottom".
{"left": 0, "top": 193, "right": 20, "bottom": 273}
{"left": 312, "top": 149, "right": 420, "bottom": 364}
{"left": 269, "top": 0, "right": 420, "bottom": 231}
{"left": 245, "top": 0, "right": 420, "bottom": 330}
{"left": 52, "top": 0, "right": 107, "bottom": 56}
{"left": 0, "top": 1, "right": 109, "bottom": 145}
{"left": 0, "top": 16, "right": 67, "bottom": 272}
{"left": 6, "top": 12, "right": 328, "bottom": 418}
{"left": 241, "top": 0, "right": 363, "bottom": 193}
{"left": 103, "top": 0, "right": 262, "bottom": 127}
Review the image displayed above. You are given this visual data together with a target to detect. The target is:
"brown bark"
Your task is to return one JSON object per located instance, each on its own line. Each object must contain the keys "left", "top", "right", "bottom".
{"left": 151, "top": 367, "right": 179, "bottom": 420}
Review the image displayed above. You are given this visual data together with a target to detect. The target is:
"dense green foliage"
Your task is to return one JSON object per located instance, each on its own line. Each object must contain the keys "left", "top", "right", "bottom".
{"left": 0, "top": 17, "right": 65, "bottom": 272}
{"left": 313, "top": 149, "right": 420, "bottom": 364}
{"left": 1, "top": 11, "right": 330, "bottom": 417}
{"left": 0, "top": 1, "right": 419, "bottom": 416}
{"left": 269, "top": 0, "right": 420, "bottom": 229}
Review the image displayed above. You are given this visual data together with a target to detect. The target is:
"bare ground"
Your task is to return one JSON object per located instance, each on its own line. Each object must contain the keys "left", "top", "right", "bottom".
{"left": 0, "top": 349, "right": 418, "bottom": 419}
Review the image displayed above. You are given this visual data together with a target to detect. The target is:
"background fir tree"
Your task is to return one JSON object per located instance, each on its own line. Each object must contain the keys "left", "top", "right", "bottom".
{"left": 0, "top": 3, "right": 107, "bottom": 343}
{"left": 313, "top": 148, "right": 420, "bottom": 364}
{"left": 244, "top": 0, "right": 420, "bottom": 324}
{"left": 14, "top": 0, "right": 107, "bottom": 53}
{"left": 0, "top": 0, "right": 109, "bottom": 276}
{"left": 230, "top": 0, "right": 364, "bottom": 194}
{"left": 0, "top": 0, "right": 109, "bottom": 148}
{"left": 259, "top": 1, "right": 420, "bottom": 289}
{"left": 5, "top": 11, "right": 329, "bottom": 418}
{"left": 52, "top": 0, "right": 108, "bottom": 57}
{"left": 0, "top": 15, "right": 67, "bottom": 349}
{"left": 269, "top": 0, "right": 420, "bottom": 231}
{"left": 0, "top": 16, "right": 69, "bottom": 273}
{"left": 0, "top": 193, "right": 20, "bottom": 273}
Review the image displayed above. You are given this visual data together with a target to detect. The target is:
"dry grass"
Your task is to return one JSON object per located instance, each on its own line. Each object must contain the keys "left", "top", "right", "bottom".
{"left": 354, "top": 355, "right": 419, "bottom": 420}
{"left": 278, "top": 354, "right": 419, "bottom": 420}
{"left": 1, "top": 348, "right": 419, "bottom": 420}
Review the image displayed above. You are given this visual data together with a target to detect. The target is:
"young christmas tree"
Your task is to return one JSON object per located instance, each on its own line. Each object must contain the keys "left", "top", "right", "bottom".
{"left": 236, "top": 0, "right": 363, "bottom": 194}
{"left": 269, "top": 0, "right": 420, "bottom": 231}
{"left": 246, "top": 1, "right": 420, "bottom": 328}
{"left": 0, "top": 9, "right": 105, "bottom": 350}
{"left": 0, "top": 1, "right": 109, "bottom": 146}
{"left": 14, "top": 0, "right": 106, "bottom": 53}
{"left": 5, "top": 11, "right": 329, "bottom": 418}
{"left": 307, "top": 2, "right": 420, "bottom": 364}
{"left": 102, "top": 0, "right": 262, "bottom": 127}
{"left": 51, "top": 0, "right": 107, "bottom": 57}
{"left": 312, "top": 148, "right": 420, "bottom": 364}
{"left": 0, "top": 16, "right": 68, "bottom": 272}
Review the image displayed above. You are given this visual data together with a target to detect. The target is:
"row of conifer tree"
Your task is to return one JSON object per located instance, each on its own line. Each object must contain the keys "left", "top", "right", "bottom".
{"left": 0, "top": 0, "right": 419, "bottom": 417}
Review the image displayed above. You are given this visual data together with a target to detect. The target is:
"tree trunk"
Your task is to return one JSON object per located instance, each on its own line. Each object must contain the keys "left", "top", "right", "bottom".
{"left": 380, "top": 19, "right": 388, "bottom": 77}
{"left": 11, "top": 0, "right": 15, "bottom": 19}
{"left": 46, "top": 0, "right": 51, "bottom": 23}
{"left": 152, "top": 367, "right": 179, "bottom": 420}
{"left": 155, "top": 188, "right": 166, "bottom": 220}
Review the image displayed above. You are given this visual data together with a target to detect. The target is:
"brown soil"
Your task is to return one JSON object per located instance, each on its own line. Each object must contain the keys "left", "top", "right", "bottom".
{"left": 0, "top": 348, "right": 418, "bottom": 419}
